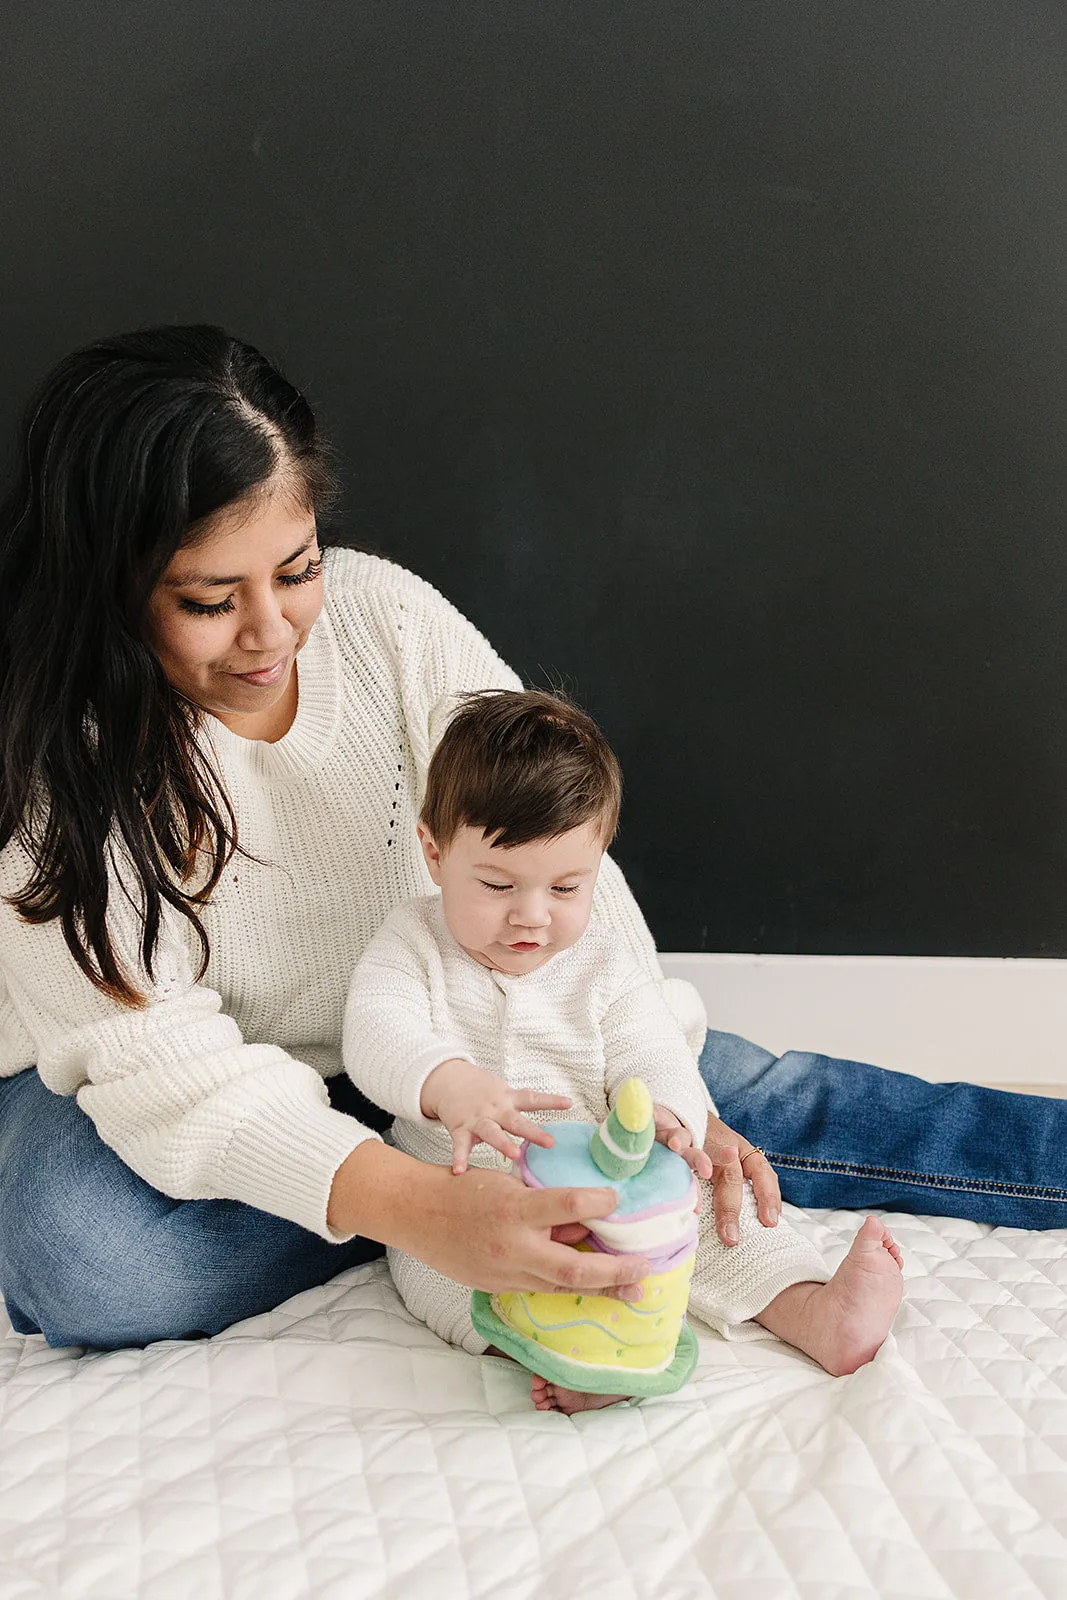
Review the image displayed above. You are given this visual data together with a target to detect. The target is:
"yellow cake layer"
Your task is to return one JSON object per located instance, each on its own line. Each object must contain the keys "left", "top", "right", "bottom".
{"left": 494, "top": 1256, "right": 695, "bottom": 1373}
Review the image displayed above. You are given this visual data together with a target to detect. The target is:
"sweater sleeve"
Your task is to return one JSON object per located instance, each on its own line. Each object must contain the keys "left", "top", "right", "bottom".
{"left": 343, "top": 904, "right": 475, "bottom": 1122}
{"left": 0, "top": 839, "right": 379, "bottom": 1242}
{"left": 382, "top": 563, "right": 708, "bottom": 1053}
{"left": 598, "top": 948, "right": 711, "bottom": 1145}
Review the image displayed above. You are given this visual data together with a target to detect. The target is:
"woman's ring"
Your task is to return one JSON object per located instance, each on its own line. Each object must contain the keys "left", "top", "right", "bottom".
{"left": 740, "top": 1146, "right": 765, "bottom": 1165}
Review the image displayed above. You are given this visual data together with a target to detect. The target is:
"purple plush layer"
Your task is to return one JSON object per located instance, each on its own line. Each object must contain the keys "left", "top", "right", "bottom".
{"left": 584, "top": 1217, "right": 699, "bottom": 1275}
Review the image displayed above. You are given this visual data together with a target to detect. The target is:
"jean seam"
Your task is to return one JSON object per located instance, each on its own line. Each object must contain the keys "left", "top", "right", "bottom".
{"left": 765, "top": 1152, "right": 1067, "bottom": 1203}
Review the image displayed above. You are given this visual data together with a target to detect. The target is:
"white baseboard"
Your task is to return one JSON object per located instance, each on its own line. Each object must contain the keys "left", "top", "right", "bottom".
{"left": 658, "top": 953, "right": 1067, "bottom": 1086}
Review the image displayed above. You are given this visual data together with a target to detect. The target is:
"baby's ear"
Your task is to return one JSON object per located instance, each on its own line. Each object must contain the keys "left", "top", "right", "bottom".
{"left": 417, "top": 821, "right": 444, "bottom": 884}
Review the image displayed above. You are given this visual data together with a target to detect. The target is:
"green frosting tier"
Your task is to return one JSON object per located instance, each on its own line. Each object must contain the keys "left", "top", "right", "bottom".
{"left": 471, "top": 1293, "right": 699, "bottom": 1397}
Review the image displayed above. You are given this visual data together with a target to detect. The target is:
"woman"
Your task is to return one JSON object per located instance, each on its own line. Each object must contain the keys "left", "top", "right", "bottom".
{"left": 0, "top": 327, "right": 1062, "bottom": 1351}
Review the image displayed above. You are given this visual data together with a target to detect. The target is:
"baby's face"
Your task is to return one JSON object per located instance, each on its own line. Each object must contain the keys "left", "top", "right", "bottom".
{"left": 418, "top": 822, "right": 605, "bottom": 974}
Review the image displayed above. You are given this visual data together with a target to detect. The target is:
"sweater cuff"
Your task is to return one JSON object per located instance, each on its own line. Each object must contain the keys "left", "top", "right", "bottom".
{"left": 379, "top": 1045, "right": 476, "bottom": 1125}
{"left": 222, "top": 1089, "right": 381, "bottom": 1243}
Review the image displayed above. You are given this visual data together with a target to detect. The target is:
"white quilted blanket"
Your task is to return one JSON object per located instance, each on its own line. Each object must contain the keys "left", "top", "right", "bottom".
{"left": 3, "top": 1206, "right": 1067, "bottom": 1600}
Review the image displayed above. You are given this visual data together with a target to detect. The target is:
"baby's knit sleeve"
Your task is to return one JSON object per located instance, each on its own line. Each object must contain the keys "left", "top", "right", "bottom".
{"left": 343, "top": 904, "right": 476, "bottom": 1123}
{"left": 0, "top": 839, "right": 381, "bottom": 1243}
{"left": 598, "top": 955, "right": 711, "bottom": 1146}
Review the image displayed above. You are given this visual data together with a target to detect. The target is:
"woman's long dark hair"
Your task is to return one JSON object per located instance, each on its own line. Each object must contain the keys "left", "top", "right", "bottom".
{"left": 0, "top": 325, "right": 338, "bottom": 1006}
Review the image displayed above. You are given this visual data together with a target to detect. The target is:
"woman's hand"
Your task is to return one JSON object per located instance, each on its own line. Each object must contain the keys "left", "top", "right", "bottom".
{"left": 703, "top": 1114, "right": 781, "bottom": 1245}
{"left": 328, "top": 1140, "right": 651, "bottom": 1297}
{"left": 420, "top": 1058, "right": 571, "bottom": 1174}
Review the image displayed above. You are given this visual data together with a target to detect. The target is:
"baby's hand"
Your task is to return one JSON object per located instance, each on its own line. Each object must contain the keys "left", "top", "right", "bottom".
{"left": 653, "top": 1105, "right": 713, "bottom": 1182}
{"left": 421, "top": 1059, "right": 572, "bottom": 1174}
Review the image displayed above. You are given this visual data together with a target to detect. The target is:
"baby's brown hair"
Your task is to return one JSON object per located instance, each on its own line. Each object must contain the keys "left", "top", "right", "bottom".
{"left": 421, "top": 689, "right": 622, "bottom": 850}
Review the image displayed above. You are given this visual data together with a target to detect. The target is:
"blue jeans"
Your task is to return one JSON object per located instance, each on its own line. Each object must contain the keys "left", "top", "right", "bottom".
{"left": 3, "top": 1035, "right": 1067, "bottom": 1349}
{"left": 0, "top": 1069, "right": 384, "bottom": 1349}
{"left": 705, "top": 1030, "right": 1067, "bottom": 1228}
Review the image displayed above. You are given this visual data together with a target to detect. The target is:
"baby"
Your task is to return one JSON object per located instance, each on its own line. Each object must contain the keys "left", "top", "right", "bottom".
{"left": 343, "top": 690, "right": 903, "bottom": 1413}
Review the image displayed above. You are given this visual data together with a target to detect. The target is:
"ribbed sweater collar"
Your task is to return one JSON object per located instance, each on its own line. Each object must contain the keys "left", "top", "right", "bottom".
{"left": 204, "top": 605, "right": 343, "bottom": 783}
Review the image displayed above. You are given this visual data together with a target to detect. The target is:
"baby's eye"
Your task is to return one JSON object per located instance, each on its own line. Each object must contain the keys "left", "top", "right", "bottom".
{"left": 552, "top": 885, "right": 581, "bottom": 895}
{"left": 481, "top": 881, "right": 512, "bottom": 893}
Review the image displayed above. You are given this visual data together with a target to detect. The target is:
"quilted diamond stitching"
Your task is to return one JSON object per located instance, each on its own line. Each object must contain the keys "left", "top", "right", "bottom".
{"left": 4, "top": 1212, "right": 1067, "bottom": 1598}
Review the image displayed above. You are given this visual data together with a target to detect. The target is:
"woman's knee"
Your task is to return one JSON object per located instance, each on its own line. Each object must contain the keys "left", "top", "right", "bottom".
{"left": 0, "top": 1081, "right": 186, "bottom": 1345}
{"left": 1, "top": 1171, "right": 368, "bottom": 1350}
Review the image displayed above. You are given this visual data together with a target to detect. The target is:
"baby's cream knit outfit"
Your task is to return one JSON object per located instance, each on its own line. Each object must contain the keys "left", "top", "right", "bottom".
{"left": 0, "top": 549, "right": 712, "bottom": 1242}
{"left": 344, "top": 895, "right": 830, "bottom": 1352}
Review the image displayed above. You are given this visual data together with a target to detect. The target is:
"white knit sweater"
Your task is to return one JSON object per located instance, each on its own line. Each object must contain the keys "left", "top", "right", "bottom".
{"left": 0, "top": 549, "right": 704, "bottom": 1242}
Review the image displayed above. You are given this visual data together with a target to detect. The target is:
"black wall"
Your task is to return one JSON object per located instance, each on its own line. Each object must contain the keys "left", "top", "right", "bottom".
{"left": 5, "top": 2, "right": 1067, "bottom": 955}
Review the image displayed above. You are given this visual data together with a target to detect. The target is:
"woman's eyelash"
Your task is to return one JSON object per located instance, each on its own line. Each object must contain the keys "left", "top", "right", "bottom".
{"left": 178, "top": 556, "right": 323, "bottom": 617}
{"left": 180, "top": 594, "right": 236, "bottom": 617}
{"left": 278, "top": 556, "right": 323, "bottom": 588}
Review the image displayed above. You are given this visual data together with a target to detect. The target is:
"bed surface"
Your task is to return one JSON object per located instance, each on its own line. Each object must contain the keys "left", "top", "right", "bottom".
{"left": 3, "top": 1204, "right": 1067, "bottom": 1599}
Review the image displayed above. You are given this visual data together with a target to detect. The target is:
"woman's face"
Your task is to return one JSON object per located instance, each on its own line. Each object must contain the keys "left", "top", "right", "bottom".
{"left": 145, "top": 488, "right": 324, "bottom": 734}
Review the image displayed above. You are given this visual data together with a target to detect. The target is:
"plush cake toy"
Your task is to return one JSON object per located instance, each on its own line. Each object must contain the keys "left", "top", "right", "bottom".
{"left": 471, "top": 1078, "right": 700, "bottom": 1396}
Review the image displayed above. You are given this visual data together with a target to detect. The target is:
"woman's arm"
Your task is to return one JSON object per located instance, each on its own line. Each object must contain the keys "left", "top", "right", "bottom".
{"left": 327, "top": 1139, "right": 650, "bottom": 1295}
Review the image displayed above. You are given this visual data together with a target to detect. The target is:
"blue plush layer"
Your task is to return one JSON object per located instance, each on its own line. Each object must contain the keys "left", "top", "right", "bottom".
{"left": 525, "top": 1120, "right": 692, "bottom": 1214}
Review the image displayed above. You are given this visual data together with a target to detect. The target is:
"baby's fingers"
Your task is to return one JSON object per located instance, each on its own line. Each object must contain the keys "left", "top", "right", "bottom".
{"left": 659, "top": 1124, "right": 712, "bottom": 1179}
{"left": 450, "top": 1127, "right": 475, "bottom": 1175}
{"left": 512, "top": 1090, "right": 572, "bottom": 1113}
{"left": 681, "top": 1144, "right": 713, "bottom": 1181}
{"left": 504, "top": 1110, "right": 558, "bottom": 1150}
{"left": 473, "top": 1118, "right": 524, "bottom": 1164}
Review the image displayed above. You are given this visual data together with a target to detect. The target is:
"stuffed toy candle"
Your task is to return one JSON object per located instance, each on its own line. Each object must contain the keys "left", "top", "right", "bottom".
{"left": 471, "top": 1078, "right": 700, "bottom": 1396}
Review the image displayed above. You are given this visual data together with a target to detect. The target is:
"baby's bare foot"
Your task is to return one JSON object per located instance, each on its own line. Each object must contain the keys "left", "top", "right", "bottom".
{"left": 807, "top": 1215, "right": 903, "bottom": 1375}
{"left": 757, "top": 1214, "right": 903, "bottom": 1376}
{"left": 530, "top": 1374, "right": 628, "bottom": 1414}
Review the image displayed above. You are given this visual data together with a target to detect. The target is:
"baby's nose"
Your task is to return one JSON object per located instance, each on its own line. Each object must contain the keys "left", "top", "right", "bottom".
{"left": 510, "top": 902, "right": 551, "bottom": 928}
